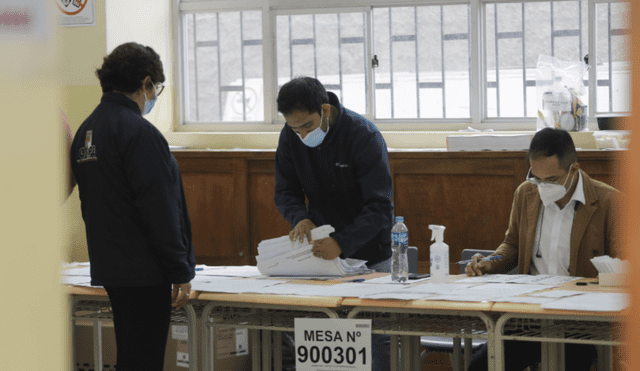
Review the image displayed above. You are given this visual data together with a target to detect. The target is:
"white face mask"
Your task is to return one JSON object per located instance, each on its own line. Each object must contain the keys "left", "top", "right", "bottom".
{"left": 296, "top": 112, "right": 329, "bottom": 148}
{"left": 537, "top": 165, "right": 575, "bottom": 207}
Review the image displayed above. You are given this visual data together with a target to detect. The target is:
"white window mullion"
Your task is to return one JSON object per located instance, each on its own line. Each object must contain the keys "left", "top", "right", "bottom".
{"left": 365, "top": 7, "right": 375, "bottom": 120}
{"left": 587, "top": 0, "right": 596, "bottom": 129}
{"left": 470, "top": 0, "right": 482, "bottom": 125}
{"left": 263, "top": 5, "right": 278, "bottom": 124}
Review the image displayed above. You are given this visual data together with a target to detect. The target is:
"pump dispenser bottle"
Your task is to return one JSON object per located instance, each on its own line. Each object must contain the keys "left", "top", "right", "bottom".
{"left": 429, "top": 225, "right": 449, "bottom": 283}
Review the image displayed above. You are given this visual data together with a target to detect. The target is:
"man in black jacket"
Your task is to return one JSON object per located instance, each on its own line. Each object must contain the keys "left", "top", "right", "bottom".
{"left": 274, "top": 77, "right": 394, "bottom": 371}
{"left": 274, "top": 76, "right": 394, "bottom": 270}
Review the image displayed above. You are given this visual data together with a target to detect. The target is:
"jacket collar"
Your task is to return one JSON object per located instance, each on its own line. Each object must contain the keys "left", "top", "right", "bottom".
{"left": 101, "top": 92, "right": 142, "bottom": 115}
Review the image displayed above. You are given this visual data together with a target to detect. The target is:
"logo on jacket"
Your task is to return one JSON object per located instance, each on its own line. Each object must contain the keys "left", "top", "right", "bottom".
{"left": 77, "top": 130, "right": 97, "bottom": 163}
{"left": 335, "top": 162, "right": 349, "bottom": 168}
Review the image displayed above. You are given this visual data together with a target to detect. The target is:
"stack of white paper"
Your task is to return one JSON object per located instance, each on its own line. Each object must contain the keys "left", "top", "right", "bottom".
{"left": 255, "top": 225, "right": 370, "bottom": 277}
{"left": 590, "top": 256, "right": 628, "bottom": 274}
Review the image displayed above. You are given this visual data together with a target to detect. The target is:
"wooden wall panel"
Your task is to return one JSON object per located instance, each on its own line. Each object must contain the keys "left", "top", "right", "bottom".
{"left": 181, "top": 172, "right": 238, "bottom": 265}
{"left": 173, "top": 150, "right": 622, "bottom": 268}
{"left": 394, "top": 173, "right": 513, "bottom": 273}
{"left": 248, "top": 173, "right": 291, "bottom": 263}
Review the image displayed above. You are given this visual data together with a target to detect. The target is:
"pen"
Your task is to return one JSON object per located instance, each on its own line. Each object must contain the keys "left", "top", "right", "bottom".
{"left": 350, "top": 278, "right": 365, "bottom": 283}
{"left": 456, "top": 255, "right": 503, "bottom": 265}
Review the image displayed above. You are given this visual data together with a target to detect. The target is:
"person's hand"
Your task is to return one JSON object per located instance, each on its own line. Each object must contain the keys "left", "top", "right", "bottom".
{"left": 464, "top": 254, "right": 494, "bottom": 276}
{"left": 290, "top": 219, "right": 316, "bottom": 243}
{"left": 311, "top": 237, "right": 342, "bottom": 260}
{"left": 172, "top": 282, "right": 192, "bottom": 308}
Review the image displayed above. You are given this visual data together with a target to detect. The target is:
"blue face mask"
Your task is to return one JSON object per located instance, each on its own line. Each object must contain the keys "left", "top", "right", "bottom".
{"left": 297, "top": 113, "right": 329, "bottom": 148}
{"left": 142, "top": 90, "right": 157, "bottom": 115}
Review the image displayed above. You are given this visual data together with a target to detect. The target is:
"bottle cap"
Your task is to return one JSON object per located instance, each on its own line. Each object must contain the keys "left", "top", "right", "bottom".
{"left": 395, "top": 216, "right": 404, "bottom": 223}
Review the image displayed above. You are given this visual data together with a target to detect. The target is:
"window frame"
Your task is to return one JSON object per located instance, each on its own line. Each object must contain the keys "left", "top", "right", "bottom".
{"left": 173, "top": 0, "right": 630, "bottom": 132}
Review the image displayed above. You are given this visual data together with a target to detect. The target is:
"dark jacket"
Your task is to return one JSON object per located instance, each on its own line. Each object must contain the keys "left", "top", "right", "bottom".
{"left": 274, "top": 92, "right": 394, "bottom": 266}
{"left": 71, "top": 92, "right": 196, "bottom": 287}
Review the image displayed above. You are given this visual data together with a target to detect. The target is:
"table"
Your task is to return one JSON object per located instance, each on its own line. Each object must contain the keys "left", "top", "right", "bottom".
{"left": 67, "top": 274, "right": 626, "bottom": 371}
{"left": 68, "top": 285, "right": 201, "bottom": 371}
{"left": 492, "top": 279, "right": 625, "bottom": 371}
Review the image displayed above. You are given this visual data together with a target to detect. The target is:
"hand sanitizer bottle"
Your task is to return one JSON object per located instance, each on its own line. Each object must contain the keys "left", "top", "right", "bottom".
{"left": 429, "top": 225, "right": 449, "bottom": 283}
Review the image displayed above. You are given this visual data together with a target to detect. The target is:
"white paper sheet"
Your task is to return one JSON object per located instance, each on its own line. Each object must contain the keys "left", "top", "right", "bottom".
{"left": 527, "top": 290, "right": 584, "bottom": 298}
{"left": 192, "top": 278, "right": 284, "bottom": 293}
{"left": 541, "top": 292, "right": 629, "bottom": 311}
{"left": 457, "top": 274, "right": 581, "bottom": 285}
{"left": 196, "top": 265, "right": 262, "bottom": 277}
{"left": 361, "top": 292, "right": 436, "bottom": 300}
{"left": 61, "top": 266, "right": 91, "bottom": 276}
{"left": 491, "top": 296, "right": 556, "bottom": 304}
{"left": 361, "top": 275, "right": 430, "bottom": 284}
{"left": 61, "top": 275, "right": 92, "bottom": 285}
{"left": 402, "top": 283, "right": 477, "bottom": 295}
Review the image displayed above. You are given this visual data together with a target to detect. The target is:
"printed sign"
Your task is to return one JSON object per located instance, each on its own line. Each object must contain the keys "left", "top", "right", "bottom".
{"left": 295, "top": 318, "right": 372, "bottom": 371}
{"left": 56, "top": 0, "right": 94, "bottom": 27}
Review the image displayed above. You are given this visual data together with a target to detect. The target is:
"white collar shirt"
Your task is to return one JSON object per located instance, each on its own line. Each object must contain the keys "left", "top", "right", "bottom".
{"left": 530, "top": 171, "right": 585, "bottom": 276}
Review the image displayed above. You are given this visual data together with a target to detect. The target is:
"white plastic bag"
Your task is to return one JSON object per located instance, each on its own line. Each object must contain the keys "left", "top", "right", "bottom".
{"left": 536, "top": 54, "right": 589, "bottom": 131}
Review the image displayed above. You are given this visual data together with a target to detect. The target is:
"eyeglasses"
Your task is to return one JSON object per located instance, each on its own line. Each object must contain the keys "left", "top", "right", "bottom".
{"left": 526, "top": 167, "right": 567, "bottom": 186}
{"left": 155, "top": 82, "right": 165, "bottom": 97}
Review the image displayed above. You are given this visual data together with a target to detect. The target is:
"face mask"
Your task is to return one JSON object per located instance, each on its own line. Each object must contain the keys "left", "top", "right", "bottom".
{"left": 537, "top": 165, "right": 575, "bottom": 207}
{"left": 142, "top": 90, "right": 157, "bottom": 115}
{"left": 297, "top": 113, "right": 329, "bottom": 148}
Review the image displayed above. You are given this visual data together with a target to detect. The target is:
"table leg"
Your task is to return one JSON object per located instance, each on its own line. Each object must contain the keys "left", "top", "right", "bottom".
{"left": 92, "top": 321, "right": 103, "bottom": 371}
{"left": 251, "top": 329, "right": 261, "bottom": 371}
{"left": 390, "top": 334, "right": 399, "bottom": 371}
{"left": 273, "top": 331, "right": 282, "bottom": 371}
{"left": 262, "top": 330, "right": 272, "bottom": 371}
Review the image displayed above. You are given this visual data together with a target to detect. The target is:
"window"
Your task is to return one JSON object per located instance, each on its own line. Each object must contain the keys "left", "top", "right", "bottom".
{"left": 182, "top": 10, "right": 263, "bottom": 122}
{"left": 276, "top": 10, "right": 369, "bottom": 116}
{"left": 176, "top": 0, "right": 630, "bottom": 129}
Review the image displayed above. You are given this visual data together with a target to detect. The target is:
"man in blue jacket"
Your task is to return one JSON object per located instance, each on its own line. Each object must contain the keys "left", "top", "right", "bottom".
{"left": 274, "top": 77, "right": 394, "bottom": 371}
{"left": 275, "top": 76, "right": 394, "bottom": 270}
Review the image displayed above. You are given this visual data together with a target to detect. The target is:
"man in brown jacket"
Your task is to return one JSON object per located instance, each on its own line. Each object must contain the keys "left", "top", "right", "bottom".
{"left": 465, "top": 127, "right": 621, "bottom": 371}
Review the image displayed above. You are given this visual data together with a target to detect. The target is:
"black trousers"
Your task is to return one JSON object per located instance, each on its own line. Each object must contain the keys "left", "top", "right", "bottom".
{"left": 467, "top": 339, "right": 597, "bottom": 371}
{"left": 104, "top": 284, "right": 172, "bottom": 371}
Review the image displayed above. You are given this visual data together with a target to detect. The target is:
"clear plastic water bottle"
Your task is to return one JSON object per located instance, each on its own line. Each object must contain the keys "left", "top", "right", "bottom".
{"left": 391, "top": 216, "right": 409, "bottom": 283}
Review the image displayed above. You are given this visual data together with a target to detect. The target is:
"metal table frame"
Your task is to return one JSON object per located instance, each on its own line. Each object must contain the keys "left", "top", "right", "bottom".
{"left": 347, "top": 306, "right": 496, "bottom": 371}
{"left": 495, "top": 312, "right": 623, "bottom": 371}
{"left": 69, "top": 294, "right": 200, "bottom": 371}
{"left": 200, "top": 300, "right": 345, "bottom": 371}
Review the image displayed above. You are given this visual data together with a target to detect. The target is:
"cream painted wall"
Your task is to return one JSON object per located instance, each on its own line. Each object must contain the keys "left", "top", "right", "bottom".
{"left": 0, "top": 2, "right": 66, "bottom": 369}
{"left": 62, "top": 0, "right": 106, "bottom": 262}
{"left": 106, "top": 0, "right": 173, "bottom": 133}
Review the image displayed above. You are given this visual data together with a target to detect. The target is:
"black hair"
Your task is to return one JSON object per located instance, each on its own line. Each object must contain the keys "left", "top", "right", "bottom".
{"left": 276, "top": 77, "right": 329, "bottom": 116}
{"left": 528, "top": 128, "right": 578, "bottom": 170}
{"left": 96, "top": 42, "right": 165, "bottom": 94}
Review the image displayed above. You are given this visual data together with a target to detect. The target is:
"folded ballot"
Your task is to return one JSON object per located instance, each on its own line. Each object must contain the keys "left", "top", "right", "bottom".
{"left": 256, "top": 225, "right": 371, "bottom": 277}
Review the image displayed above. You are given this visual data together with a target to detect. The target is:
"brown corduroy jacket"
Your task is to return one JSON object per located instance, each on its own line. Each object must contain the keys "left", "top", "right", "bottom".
{"left": 488, "top": 169, "right": 621, "bottom": 278}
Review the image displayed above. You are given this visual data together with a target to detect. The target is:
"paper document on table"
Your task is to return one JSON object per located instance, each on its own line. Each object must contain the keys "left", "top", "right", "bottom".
{"left": 196, "top": 265, "right": 262, "bottom": 277}
{"left": 61, "top": 275, "right": 92, "bottom": 286}
{"left": 61, "top": 266, "right": 92, "bottom": 276}
{"left": 192, "top": 278, "right": 284, "bottom": 293}
{"left": 541, "top": 292, "right": 629, "bottom": 311}
{"left": 256, "top": 225, "right": 371, "bottom": 277}
{"left": 457, "top": 274, "right": 581, "bottom": 285}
